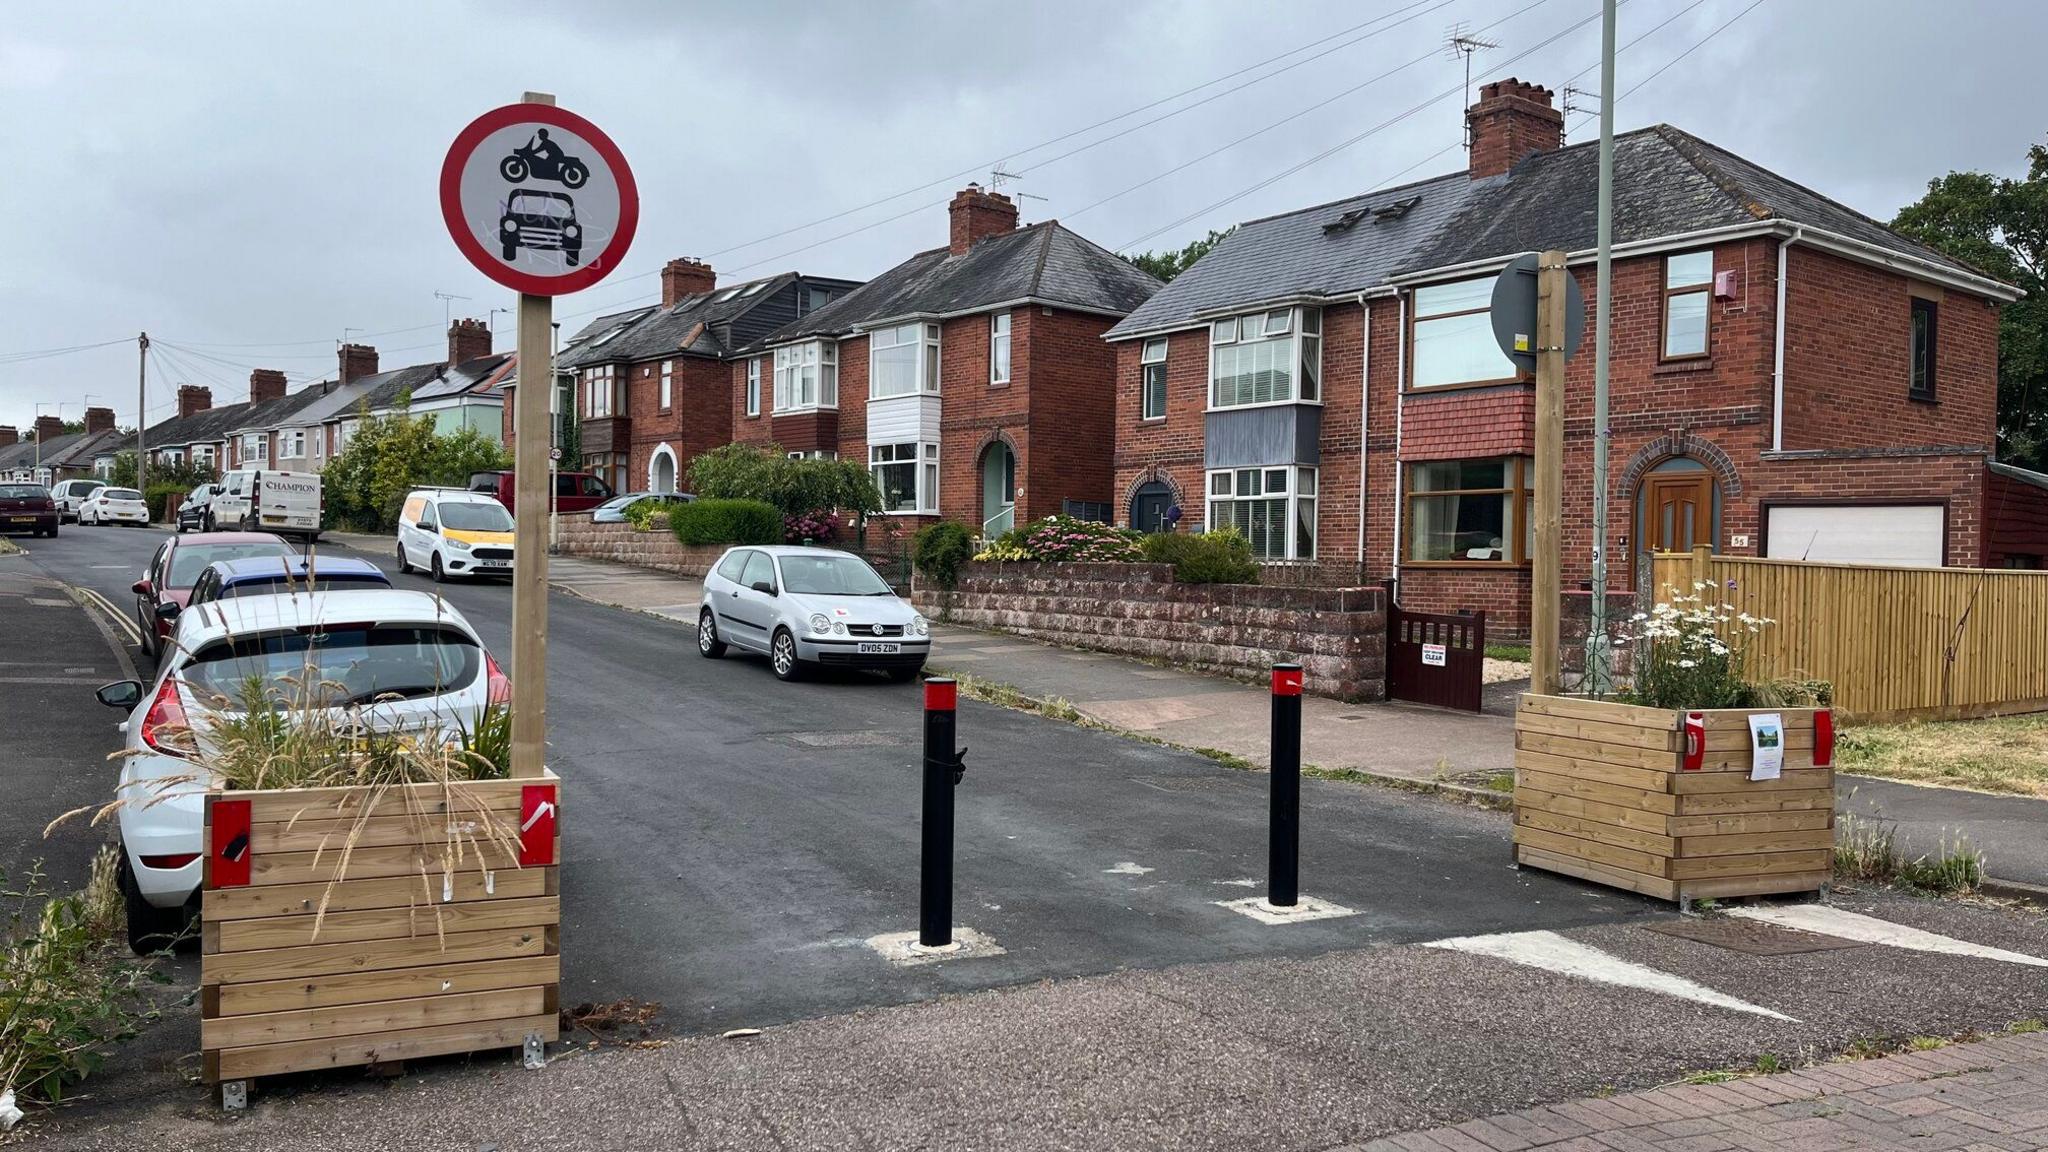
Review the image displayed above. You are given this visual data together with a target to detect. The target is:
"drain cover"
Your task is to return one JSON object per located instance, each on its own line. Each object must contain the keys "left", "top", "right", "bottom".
{"left": 1646, "top": 916, "right": 1866, "bottom": 956}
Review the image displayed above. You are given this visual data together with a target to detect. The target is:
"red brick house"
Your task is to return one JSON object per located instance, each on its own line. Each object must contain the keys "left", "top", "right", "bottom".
{"left": 730, "top": 185, "right": 1162, "bottom": 534}
{"left": 550, "top": 260, "right": 862, "bottom": 493}
{"left": 1104, "top": 79, "right": 2031, "bottom": 639}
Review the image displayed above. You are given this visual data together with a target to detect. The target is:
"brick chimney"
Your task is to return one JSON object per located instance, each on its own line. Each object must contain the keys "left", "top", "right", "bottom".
{"left": 448, "top": 318, "right": 494, "bottom": 365}
{"left": 339, "top": 343, "right": 379, "bottom": 384}
{"left": 661, "top": 258, "right": 716, "bottom": 307}
{"left": 34, "top": 415, "right": 64, "bottom": 444}
{"left": 178, "top": 385, "right": 212, "bottom": 418}
{"left": 948, "top": 184, "right": 1019, "bottom": 256}
{"left": 0, "top": 426, "right": 15, "bottom": 448}
{"left": 1466, "top": 78, "right": 1564, "bottom": 180}
{"left": 248, "top": 369, "right": 288, "bottom": 404}
{"left": 84, "top": 406, "right": 115, "bottom": 435}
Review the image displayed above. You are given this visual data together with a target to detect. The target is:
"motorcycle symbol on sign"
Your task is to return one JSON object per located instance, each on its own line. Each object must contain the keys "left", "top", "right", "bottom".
{"left": 500, "top": 129, "right": 589, "bottom": 189}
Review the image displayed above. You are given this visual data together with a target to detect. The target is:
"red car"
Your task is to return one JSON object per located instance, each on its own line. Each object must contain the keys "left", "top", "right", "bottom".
{"left": 131, "top": 531, "right": 293, "bottom": 660}
{"left": 0, "top": 482, "right": 59, "bottom": 537}
{"left": 468, "top": 470, "right": 614, "bottom": 516}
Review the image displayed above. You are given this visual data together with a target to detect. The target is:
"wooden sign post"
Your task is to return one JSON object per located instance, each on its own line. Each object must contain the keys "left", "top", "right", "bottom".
{"left": 1530, "top": 249, "right": 1569, "bottom": 695}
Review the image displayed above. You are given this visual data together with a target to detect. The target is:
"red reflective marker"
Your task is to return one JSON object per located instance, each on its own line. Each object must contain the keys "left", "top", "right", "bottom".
{"left": 1271, "top": 666, "right": 1304, "bottom": 697}
{"left": 924, "top": 679, "right": 957, "bottom": 712}
{"left": 518, "top": 785, "right": 557, "bottom": 867}
{"left": 211, "top": 798, "right": 252, "bottom": 888}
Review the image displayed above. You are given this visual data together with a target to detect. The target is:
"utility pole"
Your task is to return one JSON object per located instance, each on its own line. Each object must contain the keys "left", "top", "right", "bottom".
{"left": 1531, "top": 250, "right": 1568, "bottom": 695}
{"left": 508, "top": 91, "right": 556, "bottom": 782}
{"left": 1585, "top": 0, "right": 1618, "bottom": 695}
{"left": 136, "top": 333, "right": 150, "bottom": 492}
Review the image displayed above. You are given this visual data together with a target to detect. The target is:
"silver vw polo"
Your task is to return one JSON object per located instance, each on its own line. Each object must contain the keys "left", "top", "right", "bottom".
{"left": 698, "top": 545, "right": 929, "bottom": 681}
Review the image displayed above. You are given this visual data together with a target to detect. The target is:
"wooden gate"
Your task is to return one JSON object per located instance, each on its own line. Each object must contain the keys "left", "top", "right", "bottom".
{"left": 1386, "top": 600, "right": 1485, "bottom": 712}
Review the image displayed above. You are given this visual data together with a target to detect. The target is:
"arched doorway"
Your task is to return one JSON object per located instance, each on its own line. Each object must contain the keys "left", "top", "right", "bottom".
{"left": 1130, "top": 480, "right": 1173, "bottom": 533}
{"left": 980, "top": 441, "right": 1016, "bottom": 536}
{"left": 650, "top": 445, "right": 677, "bottom": 494}
{"left": 1634, "top": 456, "right": 1719, "bottom": 581}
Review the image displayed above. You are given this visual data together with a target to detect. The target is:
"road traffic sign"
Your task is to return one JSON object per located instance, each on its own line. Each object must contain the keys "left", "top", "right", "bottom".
{"left": 1490, "top": 251, "right": 1585, "bottom": 374}
{"left": 439, "top": 102, "right": 638, "bottom": 296}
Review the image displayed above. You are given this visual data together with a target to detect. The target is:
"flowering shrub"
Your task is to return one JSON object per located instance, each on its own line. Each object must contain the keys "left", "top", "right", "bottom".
{"left": 974, "top": 515, "right": 1143, "bottom": 563}
{"left": 1614, "top": 583, "right": 1823, "bottom": 709}
{"left": 623, "top": 498, "right": 668, "bottom": 531}
{"left": 784, "top": 508, "right": 842, "bottom": 544}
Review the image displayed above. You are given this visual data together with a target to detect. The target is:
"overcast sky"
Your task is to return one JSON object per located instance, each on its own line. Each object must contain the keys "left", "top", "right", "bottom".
{"left": 4, "top": 0, "right": 2042, "bottom": 430}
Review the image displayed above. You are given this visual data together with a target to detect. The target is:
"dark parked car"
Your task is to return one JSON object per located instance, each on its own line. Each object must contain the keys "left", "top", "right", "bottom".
{"left": 0, "top": 483, "right": 58, "bottom": 537}
{"left": 132, "top": 532, "right": 292, "bottom": 660}
{"left": 591, "top": 491, "right": 694, "bottom": 524}
{"left": 499, "top": 189, "right": 581, "bottom": 265}
{"left": 467, "top": 470, "right": 613, "bottom": 516}
{"left": 176, "top": 483, "right": 224, "bottom": 533}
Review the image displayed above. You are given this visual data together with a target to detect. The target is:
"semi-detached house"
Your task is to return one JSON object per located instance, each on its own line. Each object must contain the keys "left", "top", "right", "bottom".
{"left": 733, "top": 185, "right": 1161, "bottom": 534}
{"left": 1105, "top": 78, "right": 2037, "bottom": 639}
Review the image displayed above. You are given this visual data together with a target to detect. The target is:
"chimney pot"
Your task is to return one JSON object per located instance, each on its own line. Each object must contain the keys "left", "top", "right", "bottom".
{"left": 448, "top": 318, "right": 494, "bottom": 366}
{"left": 662, "top": 258, "right": 717, "bottom": 308}
{"left": 1466, "top": 76, "right": 1563, "bottom": 180}
{"left": 248, "top": 369, "right": 288, "bottom": 404}
{"left": 948, "top": 184, "right": 1020, "bottom": 256}
{"left": 84, "top": 406, "right": 115, "bottom": 435}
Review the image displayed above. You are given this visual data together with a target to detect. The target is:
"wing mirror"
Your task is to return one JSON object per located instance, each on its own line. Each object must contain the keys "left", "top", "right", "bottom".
{"left": 155, "top": 602, "right": 181, "bottom": 622}
{"left": 750, "top": 580, "right": 777, "bottom": 596}
{"left": 95, "top": 680, "right": 144, "bottom": 710}
{"left": 131, "top": 579, "right": 152, "bottom": 596}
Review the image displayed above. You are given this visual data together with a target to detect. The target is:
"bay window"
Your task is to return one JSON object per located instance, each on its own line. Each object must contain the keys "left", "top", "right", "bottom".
{"left": 990, "top": 311, "right": 1011, "bottom": 384}
{"left": 582, "top": 365, "right": 616, "bottom": 418}
{"left": 1404, "top": 457, "right": 1531, "bottom": 564}
{"left": 284, "top": 430, "right": 304, "bottom": 459}
{"left": 1662, "top": 251, "right": 1713, "bottom": 360}
{"left": 871, "top": 442, "right": 938, "bottom": 514}
{"left": 1411, "top": 277, "right": 1518, "bottom": 388}
{"left": 1205, "top": 465, "right": 1317, "bottom": 560}
{"left": 241, "top": 433, "right": 267, "bottom": 463}
{"left": 773, "top": 341, "right": 838, "bottom": 412}
{"left": 1141, "top": 338, "right": 1168, "bottom": 419}
{"left": 871, "top": 322, "right": 941, "bottom": 399}
{"left": 1209, "top": 306, "right": 1321, "bottom": 408}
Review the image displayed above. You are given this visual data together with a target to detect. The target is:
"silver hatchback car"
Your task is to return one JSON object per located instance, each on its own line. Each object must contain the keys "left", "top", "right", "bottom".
{"left": 698, "top": 545, "right": 929, "bottom": 681}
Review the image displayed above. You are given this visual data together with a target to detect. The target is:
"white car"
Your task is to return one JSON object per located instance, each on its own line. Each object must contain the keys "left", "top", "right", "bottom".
{"left": 50, "top": 478, "right": 105, "bottom": 522}
{"left": 91, "top": 589, "right": 510, "bottom": 952}
{"left": 697, "top": 545, "right": 929, "bottom": 682}
{"left": 79, "top": 486, "right": 150, "bottom": 526}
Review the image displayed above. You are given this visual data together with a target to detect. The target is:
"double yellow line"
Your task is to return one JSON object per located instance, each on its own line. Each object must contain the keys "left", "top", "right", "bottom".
{"left": 75, "top": 585, "right": 145, "bottom": 648}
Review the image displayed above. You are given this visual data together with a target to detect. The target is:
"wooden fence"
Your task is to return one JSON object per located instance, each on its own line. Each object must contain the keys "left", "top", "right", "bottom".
{"left": 1647, "top": 546, "right": 2048, "bottom": 723}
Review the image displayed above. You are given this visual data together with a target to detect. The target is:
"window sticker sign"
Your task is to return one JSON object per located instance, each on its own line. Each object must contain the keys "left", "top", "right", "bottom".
{"left": 1421, "top": 643, "right": 1447, "bottom": 667}
{"left": 1747, "top": 712, "right": 1785, "bottom": 781}
{"left": 440, "top": 103, "right": 639, "bottom": 296}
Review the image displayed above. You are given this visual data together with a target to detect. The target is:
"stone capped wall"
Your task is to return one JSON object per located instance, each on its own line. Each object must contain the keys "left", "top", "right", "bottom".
{"left": 552, "top": 515, "right": 726, "bottom": 577}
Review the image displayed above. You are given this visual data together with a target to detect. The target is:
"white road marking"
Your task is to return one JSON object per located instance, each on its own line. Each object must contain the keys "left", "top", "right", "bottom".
{"left": 1211, "top": 878, "right": 1260, "bottom": 888}
{"left": 1730, "top": 905, "right": 2048, "bottom": 968}
{"left": 1423, "top": 930, "right": 1798, "bottom": 1022}
{"left": 1103, "top": 862, "right": 1154, "bottom": 875}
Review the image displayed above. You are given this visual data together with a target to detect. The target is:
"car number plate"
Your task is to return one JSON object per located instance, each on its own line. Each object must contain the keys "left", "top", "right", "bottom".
{"left": 7, "top": 515, "right": 33, "bottom": 523}
{"left": 857, "top": 642, "right": 901, "bottom": 654}
{"left": 478, "top": 559, "right": 511, "bottom": 568}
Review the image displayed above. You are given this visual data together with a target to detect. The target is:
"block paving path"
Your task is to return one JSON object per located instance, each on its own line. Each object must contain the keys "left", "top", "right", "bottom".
{"left": 1354, "top": 1030, "right": 2048, "bottom": 1152}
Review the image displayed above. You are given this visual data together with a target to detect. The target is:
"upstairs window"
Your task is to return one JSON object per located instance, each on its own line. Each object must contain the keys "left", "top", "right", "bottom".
{"left": 990, "top": 311, "right": 1012, "bottom": 385}
{"left": 1141, "top": 338, "right": 1169, "bottom": 420}
{"left": 773, "top": 342, "right": 838, "bottom": 412}
{"left": 746, "top": 359, "right": 761, "bottom": 416}
{"left": 1208, "top": 306, "right": 1321, "bottom": 409}
{"left": 1910, "top": 297, "right": 1938, "bottom": 401}
{"left": 1662, "top": 251, "right": 1713, "bottom": 360}
{"left": 871, "top": 323, "right": 941, "bottom": 399}
{"left": 582, "top": 365, "right": 616, "bottom": 418}
{"left": 659, "top": 360, "right": 674, "bottom": 410}
{"left": 1411, "top": 278, "right": 1518, "bottom": 389}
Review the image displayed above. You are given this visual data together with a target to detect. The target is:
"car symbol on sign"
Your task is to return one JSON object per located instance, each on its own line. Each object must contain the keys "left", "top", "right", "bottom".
{"left": 500, "top": 190, "right": 582, "bottom": 267}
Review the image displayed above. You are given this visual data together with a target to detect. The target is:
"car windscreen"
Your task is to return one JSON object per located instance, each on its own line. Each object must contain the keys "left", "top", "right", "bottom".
{"left": 509, "top": 193, "right": 571, "bottom": 219}
{"left": 777, "top": 554, "right": 894, "bottom": 597}
{"left": 181, "top": 624, "right": 482, "bottom": 707}
{"left": 102, "top": 488, "right": 143, "bottom": 501}
{"left": 440, "top": 502, "right": 514, "bottom": 532}
{"left": 0, "top": 485, "right": 47, "bottom": 500}
{"left": 168, "top": 541, "right": 293, "bottom": 586}
{"left": 221, "top": 575, "right": 390, "bottom": 598}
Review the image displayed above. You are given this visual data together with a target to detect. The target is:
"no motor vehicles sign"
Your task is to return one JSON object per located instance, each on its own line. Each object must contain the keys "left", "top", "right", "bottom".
{"left": 440, "top": 102, "right": 638, "bottom": 296}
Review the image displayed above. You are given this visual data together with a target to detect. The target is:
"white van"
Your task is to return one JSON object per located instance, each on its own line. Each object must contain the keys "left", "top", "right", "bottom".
{"left": 396, "top": 488, "right": 515, "bottom": 582}
{"left": 50, "top": 478, "right": 106, "bottom": 522}
{"left": 214, "top": 468, "right": 322, "bottom": 539}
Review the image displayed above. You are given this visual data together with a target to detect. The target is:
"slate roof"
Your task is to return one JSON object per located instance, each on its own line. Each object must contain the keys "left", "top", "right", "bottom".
{"left": 1107, "top": 124, "right": 2009, "bottom": 340}
{"left": 754, "top": 222, "right": 1162, "bottom": 349}
{"left": 352, "top": 353, "right": 510, "bottom": 414}
{"left": 558, "top": 272, "right": 867, "bottom": 370}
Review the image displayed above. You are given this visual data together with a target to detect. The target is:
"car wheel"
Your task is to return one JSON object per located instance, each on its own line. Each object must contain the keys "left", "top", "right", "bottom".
{"left": 886, "top": 666, "right": 922, "bottom": 683}
{"left": 502, "top": 243, "right": 517, "bottom": 261}
{"left": 395, "top": 542, "right": 411, "bottom": 574}
{"left": 202, "top": 513, "right": 214, "bottom": 533}
{"left": 698, "top": 610, "right": 727, "bottom": 658}
{"left": 770, "top": 628, "right": 804, "bottom": 681}
{"left": 47, "top": 523, "right": 58, "bottom": 538}
{"left": 431, "top": 552, "right": 447, "bottom": 583}
{"left": 120, "top": 853, "right": 190, "bottom": 956}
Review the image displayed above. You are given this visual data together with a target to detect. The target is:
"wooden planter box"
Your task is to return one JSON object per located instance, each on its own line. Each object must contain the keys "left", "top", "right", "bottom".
{"left": 198, "top": 774, "right": 561, "bottom": 1089}
{"left": 1513, "top": 695, "right": 1833, "bottom": 905}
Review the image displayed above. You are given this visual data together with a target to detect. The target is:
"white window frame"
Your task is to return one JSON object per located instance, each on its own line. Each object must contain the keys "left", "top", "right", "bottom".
{"left": 1204, "top": 464, "right": 1317, "bottom": 560}
{"left": 1410, "top": 276, "right": 1520, "bottom": 389}
{"left": 659, "top": 359, "right": 673, "bottom": 410}
{"left": 990, "top": 311, "right": 1012, "bottom": 385}
{"left": 773, "top": 341, "right": 838, "bottom": 413}
{"left": 745, "top": 359, "right": 761, "bottom": 416}
{"left": 583, "top": 365, "right": 616, "bottom": 418}
{"left": 869, "top": 322, "right": 942, "bottom": 400}
{"left": 241, "top": 433, "right": 268, "bottom": 464}
{"left": 870, "top": 441, "right": 938, "bottom": 515}
{"left": 1140, "top": 338, "right": 1169, "bottom": 420}
{"left": 1207, "top": 306, "right": 1321, "bottom": 410}
{"left": 284, "top": 430, "right": 305, "bottom": 459}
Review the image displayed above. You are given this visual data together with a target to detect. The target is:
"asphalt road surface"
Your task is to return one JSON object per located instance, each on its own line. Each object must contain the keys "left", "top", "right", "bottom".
{"left": 13, "top": 525, "right": 1657, "bottom": 1034}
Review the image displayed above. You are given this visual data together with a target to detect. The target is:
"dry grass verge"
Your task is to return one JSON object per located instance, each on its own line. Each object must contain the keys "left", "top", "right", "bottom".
{"left": 1836, "top": 714, "right": 2048, "bottom": 799}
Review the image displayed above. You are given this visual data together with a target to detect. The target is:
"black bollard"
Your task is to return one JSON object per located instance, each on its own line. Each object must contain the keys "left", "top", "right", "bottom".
{"left": 1269, "top": 663, "right": 1303, "bottom": 908}
{"left": 921, "top": 677, "right": 961, "bottom": 947}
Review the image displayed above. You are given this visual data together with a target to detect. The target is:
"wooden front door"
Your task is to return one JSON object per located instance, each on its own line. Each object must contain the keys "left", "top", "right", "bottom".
{"left": 1643, "top": 472, "right": 1715, "bottom": 576}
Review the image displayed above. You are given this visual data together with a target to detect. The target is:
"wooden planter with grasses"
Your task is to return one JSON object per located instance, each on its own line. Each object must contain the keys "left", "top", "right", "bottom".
{"left": 197, "top": 773, "right": 560, "bottom": 1088}
{"left": 1513, "top": 694, "right": 1835, "bottom": 905}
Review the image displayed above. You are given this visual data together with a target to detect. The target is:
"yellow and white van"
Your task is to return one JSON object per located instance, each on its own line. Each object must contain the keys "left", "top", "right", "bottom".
{"left": 395, "top": 488, "right": 515, "bottom": 582}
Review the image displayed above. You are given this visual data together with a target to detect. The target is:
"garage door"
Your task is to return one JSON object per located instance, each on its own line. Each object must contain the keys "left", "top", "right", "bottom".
{"left": 1765, "top": 504, "right": 1944, "bottom": 567}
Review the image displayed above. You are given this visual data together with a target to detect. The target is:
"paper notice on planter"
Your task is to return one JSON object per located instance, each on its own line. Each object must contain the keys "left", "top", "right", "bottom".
{"left": 1747, "top": 712, "right": 1785, "bottom": 781}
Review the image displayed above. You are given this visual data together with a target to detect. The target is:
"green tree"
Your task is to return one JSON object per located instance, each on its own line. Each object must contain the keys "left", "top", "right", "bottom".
{"left": 557, "top": 401, "right": 581, "bottom": 465}
{"left": 1893, "top": 143, "right": 2048, "bottom": 470}
{"left": 1123, "top": 227, "right": 1235, "bottom": 283}
{"left": 426, "top": 424, "right": 513, "bottom": 486}
{"left": 686, "top": 442, "right": 882, "bottom": 520}
{"left": 106, "top": 452, "right": 217, "bottom": 491}
{"left": 321, "top": 397, "right": 507, "bottom": 532}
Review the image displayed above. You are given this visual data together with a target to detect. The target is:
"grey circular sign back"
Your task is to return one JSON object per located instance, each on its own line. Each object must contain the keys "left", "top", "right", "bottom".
{"left": 1489, "top": 251, "right": 1586, "bottom": 374}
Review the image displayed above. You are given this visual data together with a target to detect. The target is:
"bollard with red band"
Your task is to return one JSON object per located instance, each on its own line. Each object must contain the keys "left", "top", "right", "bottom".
{"left": 920, "top": 677, "right": 966, "bottom": 948}
{"left": 1813, "top": 708, "right": 1835, "bottom": 768}
{"left": 1269, "top": 662, "right": 1303, "bottom": 908}
{"left": 1682, "top": 712, "right": 1706, "bottom": 771}
{"left": 518, "top": 785, "right": 558, "bottom": 867}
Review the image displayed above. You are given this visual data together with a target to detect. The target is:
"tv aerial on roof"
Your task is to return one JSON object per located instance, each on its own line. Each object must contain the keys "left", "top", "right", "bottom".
{"left": 1444, "top": 24, "right": 1499, "bottom": 150}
